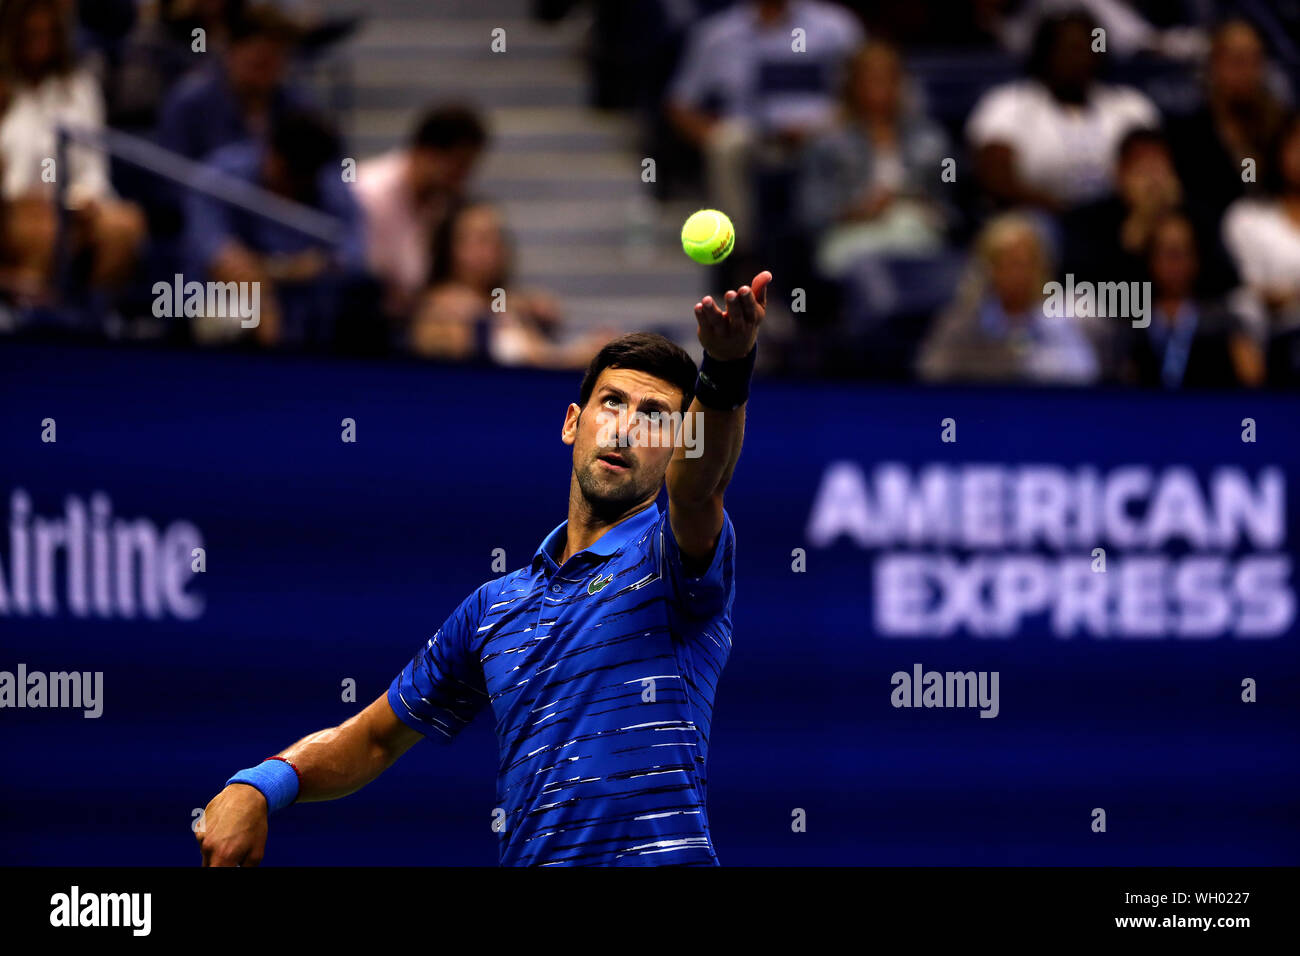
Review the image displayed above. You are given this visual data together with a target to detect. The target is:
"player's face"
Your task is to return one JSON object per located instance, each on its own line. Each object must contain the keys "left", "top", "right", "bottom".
{"left": 563, "top": 368, "right": 684, "bottom": 515}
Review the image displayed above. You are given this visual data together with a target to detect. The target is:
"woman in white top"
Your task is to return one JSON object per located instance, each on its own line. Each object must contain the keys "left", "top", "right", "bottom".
{"left": 967, "top": 9, "right": 1160, "bottom": 213}
{"left": 0, "top": 0, "right": 145, "bottom": 298}
{"left": 412, "top": 200, "right": 616, "bottom": 369}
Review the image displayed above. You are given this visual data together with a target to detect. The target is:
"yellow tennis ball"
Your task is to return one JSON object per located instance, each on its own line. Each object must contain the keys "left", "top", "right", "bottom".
{"left": 681, "top": 209, "right": 735, "bottom": 265}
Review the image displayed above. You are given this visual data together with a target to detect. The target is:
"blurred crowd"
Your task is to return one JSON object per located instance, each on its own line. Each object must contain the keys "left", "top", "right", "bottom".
{"left": 2, "top": 0, "right": 1299, "bottom": 388}
{"left": 634, "top": 0, "right": 1300, "bottom": 386}
{"left": 0, "top": 0, "right": 603, "bottom": 367}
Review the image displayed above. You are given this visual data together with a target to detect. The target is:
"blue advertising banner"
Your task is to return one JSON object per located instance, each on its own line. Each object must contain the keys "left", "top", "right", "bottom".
{"left": 1, "top": 342, "right": 1297, "bottom": 865}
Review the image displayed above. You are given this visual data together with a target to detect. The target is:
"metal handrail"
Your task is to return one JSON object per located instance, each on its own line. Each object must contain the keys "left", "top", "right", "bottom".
{"left": 54, "top": 124, "right": 345, "bottom": 244}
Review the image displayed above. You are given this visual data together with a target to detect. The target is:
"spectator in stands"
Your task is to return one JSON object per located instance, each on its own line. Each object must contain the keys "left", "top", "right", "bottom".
{"left": 156, "top": 3, "right": 305, "bottom": 164}
{"left": 997, "top": 0, "right": 1210, "bottom": 62}
{"left": 411, "top": 199, "right": 612, "bottom": 368}
{"left": 1222, "top": 112, "right": 1300, "bottom": 384}
{"left": 1061, "top": 127, "right": 1236, "bottom": 298}
{"left": 797, "top": 39, "right": 951, "bottom": 277}
{"left": 863, "top": 0, "right": 1207, "bottom": 60}
{"left": 665, "top": 0, "right": 863, "bottom": 251}
{"left": 1167, "top": 18, "right": 1290, "bottom": 227}
{"left": 184, "top": 109, "right": 366, "bottom": 348}
{"left": 354, "top": 104, "right": 488, "bottom": 323}
{"left": 967, "top": 10, "right": 1159, "bottom": 214}
{"left": 1060, "top": 127, "right": 1173, "bottom": 285}
{"left": 0, "top": 0, "right": 145, "bottom": 297}
{"left": 1119, "top": 212, "right": 1260, "bottom": 388}
{"left": 110, "top": 0, "right": 248, "bottom": 132}
{"left": 917, "top": 212, "right": 1103, "bottom": 383}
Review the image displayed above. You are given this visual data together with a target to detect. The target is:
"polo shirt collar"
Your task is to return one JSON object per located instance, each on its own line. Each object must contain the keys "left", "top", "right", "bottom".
{"left": 532, "top": 503, "right": 661, "bottom": 573}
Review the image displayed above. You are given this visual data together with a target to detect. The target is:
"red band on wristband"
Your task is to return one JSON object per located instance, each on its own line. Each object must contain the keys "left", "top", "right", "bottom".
{"left": 267, "top": 755, "right": 301, "bottom": 787}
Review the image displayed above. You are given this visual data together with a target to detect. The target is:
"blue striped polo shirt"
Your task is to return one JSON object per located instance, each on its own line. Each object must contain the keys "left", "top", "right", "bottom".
{"left": 388, "top": 502, "right": 736, "bottom": 865}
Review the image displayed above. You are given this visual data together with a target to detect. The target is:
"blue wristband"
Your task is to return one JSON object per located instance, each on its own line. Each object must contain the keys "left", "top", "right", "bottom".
{"left": 226, "top": 758, "right": 299, "bottom": 812}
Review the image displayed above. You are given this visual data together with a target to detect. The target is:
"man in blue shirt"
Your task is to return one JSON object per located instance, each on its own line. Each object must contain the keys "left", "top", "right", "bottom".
{"left": 197, "top": 272, "right": 771, "bottom": 865}
{"left": 156, "top": 6, "right": 307, "bottom": 166}
{"left": 184, "top": 110, "right": 366, "bottom": 347}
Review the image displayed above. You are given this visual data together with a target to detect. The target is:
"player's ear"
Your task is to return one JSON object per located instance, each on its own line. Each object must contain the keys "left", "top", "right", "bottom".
{"left": 561, "top": 403, "right": 581, "bottom": 446}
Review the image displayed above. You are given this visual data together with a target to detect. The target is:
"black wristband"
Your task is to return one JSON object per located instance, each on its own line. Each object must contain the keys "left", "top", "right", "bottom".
{"left": 694, "top": 344, "right": 757, "bottom": 410}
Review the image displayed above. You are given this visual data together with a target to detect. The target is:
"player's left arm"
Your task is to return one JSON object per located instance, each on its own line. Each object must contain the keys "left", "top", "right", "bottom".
{"left": 666, "top": 270, "right": 770, "bottom": 567}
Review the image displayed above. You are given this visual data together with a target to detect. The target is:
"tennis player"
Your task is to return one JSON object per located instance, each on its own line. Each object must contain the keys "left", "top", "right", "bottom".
{"left": 197, "top": 271, "right": 770, "bottom": 866}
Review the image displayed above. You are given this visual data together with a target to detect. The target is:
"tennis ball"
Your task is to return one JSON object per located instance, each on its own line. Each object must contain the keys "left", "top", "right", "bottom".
{"left": 681, "top": 209, "right": 735, "bottom": 265}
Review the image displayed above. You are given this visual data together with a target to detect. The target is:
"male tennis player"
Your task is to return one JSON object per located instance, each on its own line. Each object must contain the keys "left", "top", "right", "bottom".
{"left": 197, "top": 271, "right": 769, "bottom": 866}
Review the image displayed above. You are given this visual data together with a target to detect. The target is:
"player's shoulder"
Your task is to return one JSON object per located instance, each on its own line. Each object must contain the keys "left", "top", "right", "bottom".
{"left": 477, "top": 568, "right": 531, "bottom": 605}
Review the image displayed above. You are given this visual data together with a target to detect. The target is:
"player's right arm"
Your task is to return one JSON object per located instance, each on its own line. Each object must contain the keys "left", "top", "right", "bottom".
{"left": 196, "top": 693, "right": 421, "bottom": 867}
{"left": 200, "top": 586, "right": 491, "bottom": 867}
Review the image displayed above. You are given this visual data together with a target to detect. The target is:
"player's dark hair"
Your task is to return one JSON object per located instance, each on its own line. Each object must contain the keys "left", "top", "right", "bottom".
{"left": 411, "top": 104, "right": 489, "bottom": 152}
{"left": 579, "top": 333, "right": 698, "bottom": 414}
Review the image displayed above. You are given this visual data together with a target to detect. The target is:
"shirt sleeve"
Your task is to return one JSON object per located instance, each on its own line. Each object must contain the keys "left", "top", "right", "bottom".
{"left": 660, "top": 508, "right": 737, "bottom": 622}
{"left": 832, "top": 8, "right": 866, "bottom": 52}
{"left": 965, "top": 84, "right": 1022, "bottom": 149}
{"left": 1114, "top": 87, "right": 1160, "bottom": 132}
{"left": 318, "top": 167, "right": 367, "bottom": 273}
{"left": 666, "top": 19, "right": 725, "bottom": 109}
{"left": 1220, "top": 200, "right": 1264, "bottom": 288}
{"left": 155, "top": 81, "right": 201, "bottom": 161}
{"left": 66, "top": 71, "right": 113, "bottom": 202}
{"left": 387, "top": 584, "right": 491, "bottom": 743}
{"left": 184, "top": 154, "right": 241, "bottom": 274}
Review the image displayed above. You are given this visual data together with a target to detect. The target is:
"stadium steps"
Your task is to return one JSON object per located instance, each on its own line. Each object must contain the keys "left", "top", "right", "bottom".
{"left": 311, "top": 0, "right": 707, "bottom": 343}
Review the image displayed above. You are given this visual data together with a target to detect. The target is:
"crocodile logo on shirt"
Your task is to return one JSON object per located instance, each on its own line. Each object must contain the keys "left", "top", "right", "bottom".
{"left": 588, "top": 572, "right": 614, "bottom": 595}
